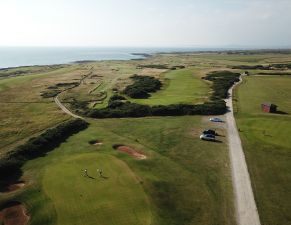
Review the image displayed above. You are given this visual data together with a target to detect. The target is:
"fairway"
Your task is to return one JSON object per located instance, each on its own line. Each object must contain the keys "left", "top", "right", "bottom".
{"left": 43, "top": 153, "right": 151, "bottom": 225}
{"left": 130, "top": 69, "right": 210, "bottom": 105}
{"left": 235, "top": 75, "right": 291, "bottom": 225}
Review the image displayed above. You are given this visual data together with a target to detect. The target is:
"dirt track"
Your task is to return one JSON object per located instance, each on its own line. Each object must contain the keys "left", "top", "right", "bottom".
{"left": 54, "top": 96, "right": 83, "bottom": 119}
{"left": 225, "top": 77, "right": 261, "bottom": 225}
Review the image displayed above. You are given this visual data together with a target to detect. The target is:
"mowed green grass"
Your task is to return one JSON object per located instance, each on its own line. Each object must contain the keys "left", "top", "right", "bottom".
{"left": 43, "top": 153, "right": 151, "bottom": 225}
{"left": 235, "top": 76, "right": 291, "bottom": 114}
{"left": 10, "top": 116, "right": 234, "bottom": 225}
{"left": 130, "top": 69, "right": 210, "bottom": 105}
{"left": 235, "top": 76, "right": 291, "bottom": 225}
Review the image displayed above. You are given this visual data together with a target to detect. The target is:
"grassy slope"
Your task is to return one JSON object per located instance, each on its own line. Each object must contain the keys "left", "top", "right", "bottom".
{"left": 130, "top": 69, "right": 210, "bottom": 105}
{"left": 3, "top": 116, "right": 234, "bottom": 225}
{"left": 235, "top": 76, "right": 291, "bottom": 225}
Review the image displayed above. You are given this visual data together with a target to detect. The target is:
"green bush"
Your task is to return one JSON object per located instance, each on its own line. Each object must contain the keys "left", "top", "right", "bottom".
{"left": 138, "top": 64, "right": 168, "bottom": 69}
{"left": 40, "top": 90, "right": 61, "bottom": 98}
{"left": 204, "top": 71, "right": 240, "bottom": 100}
{"left": 0, "top": 119, "right": 89, "bottom": 182}
{"left": 124, "top": 75, "right": 162, "bottom": 98}
{"left": 87, "top": 100, "right": 226, "bottom": 118}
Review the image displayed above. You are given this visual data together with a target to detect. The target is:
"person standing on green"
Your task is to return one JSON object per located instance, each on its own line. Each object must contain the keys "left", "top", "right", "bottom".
{"left": 83, "top": 169, "right": 88, "bottom": 177}
{"left": 97, "top": 168, "right": 103, "bottom": 177}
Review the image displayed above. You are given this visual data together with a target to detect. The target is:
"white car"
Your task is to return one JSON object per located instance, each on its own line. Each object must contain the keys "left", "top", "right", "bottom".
{"left": 209, "top": 117, "right": 223, "bottom": 122}
{"left": 200, "top": 134, "right": 216, "bottom": 141}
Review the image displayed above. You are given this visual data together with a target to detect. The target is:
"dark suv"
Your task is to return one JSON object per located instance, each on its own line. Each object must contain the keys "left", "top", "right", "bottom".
{"left": 202, "top": 129, "right": 216, "bottom": 136}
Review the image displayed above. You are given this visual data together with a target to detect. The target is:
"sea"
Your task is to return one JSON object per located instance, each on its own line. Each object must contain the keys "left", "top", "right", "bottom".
{"left": 0, "top": 47, "right": 230, "bottom": 69}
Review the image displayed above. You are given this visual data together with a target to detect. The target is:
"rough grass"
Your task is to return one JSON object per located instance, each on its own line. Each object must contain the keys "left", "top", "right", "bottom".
{"left": 130, "top": 69, "right": 210, "bottom": 105}
{"left": 235, "top": 76, "right": 291, "bottom": 225}
{"left": 0, "top": 67, "right": 82, "bottom": 154}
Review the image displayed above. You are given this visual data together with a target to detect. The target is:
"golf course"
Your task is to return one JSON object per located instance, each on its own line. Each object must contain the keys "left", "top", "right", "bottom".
{"left": 234, "top": 75, "right": 291, "bottom": 225}
{"left": 1, "top": 51, "right": 291, "bottom": 225}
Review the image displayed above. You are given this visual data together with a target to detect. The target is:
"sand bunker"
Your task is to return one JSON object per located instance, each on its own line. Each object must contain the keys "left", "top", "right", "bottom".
{"left": 0, "top": 202, "right": 29, "bottom": 225}
{"left": 6, "top": 182, "right": 25, "bottom": 193}
{"left": 88, "top": 140, "right": 103, "bottom": 146}
{"left": 113, "top": 145, "right": 147, "bottom": 160}
{"left": 0, "top": 182, "right": 25, "bottom": 194}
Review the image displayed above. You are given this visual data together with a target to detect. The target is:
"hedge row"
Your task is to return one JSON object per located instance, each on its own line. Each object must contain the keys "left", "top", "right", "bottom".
{"left": 124, "top": 75, "right": 162, "bottom": 98}
{"left": 87, "top": 100, "right": 226, "bottom": 118}
{"left": 232, "top": 64, "right": 291, "bottom": 70}
{"left": 203, "top": 71, "right": 240, "bottom": 100}
{"left": 0, "top": 119, "right": 89, "bottom": 182}
{"left": 138, "top": 64, "right": 169, "bottom": 69}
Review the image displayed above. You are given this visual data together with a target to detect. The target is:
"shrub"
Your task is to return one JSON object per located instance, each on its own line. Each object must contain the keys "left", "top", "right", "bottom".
{"left": 204, "top": 71, "right": 240, "bottom": 100}
{"left": 0, "top": 119, "right": 89, "bottom": 183}
{"left": 87, "top": 101, "right": 226, "bottom": 118}
{"left": 124, "top": 75, "right": 162, "bottom": 98}
{"left": 138, "top": 64, "right": 168, "bottom": 69}
{"left": 109, "top": 94, "right": 126, "bottom": 102}
{"left": 40, "top": 90, "right": 61, "bottom": 98}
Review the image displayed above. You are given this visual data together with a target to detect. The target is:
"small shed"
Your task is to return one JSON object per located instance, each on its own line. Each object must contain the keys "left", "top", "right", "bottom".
{"left": 261, "top": 103, "right": 277, "bottom": 113}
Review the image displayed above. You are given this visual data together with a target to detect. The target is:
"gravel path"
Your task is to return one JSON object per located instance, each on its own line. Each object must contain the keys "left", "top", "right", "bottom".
{"left": 54, "top": 96, "right": 83, "bottom": 119}
{"left": 225, "top": 77, "right": 261, "bottom": 225}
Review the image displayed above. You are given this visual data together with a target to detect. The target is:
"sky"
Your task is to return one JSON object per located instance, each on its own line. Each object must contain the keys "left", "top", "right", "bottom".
{"left": 0, "top": 0, "right": 291, "bottom": 48}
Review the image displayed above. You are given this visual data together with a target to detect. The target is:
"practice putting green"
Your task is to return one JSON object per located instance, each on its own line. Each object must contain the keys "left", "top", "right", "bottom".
{"left": 42, "top": 153, "right": 152, "bottom": 225}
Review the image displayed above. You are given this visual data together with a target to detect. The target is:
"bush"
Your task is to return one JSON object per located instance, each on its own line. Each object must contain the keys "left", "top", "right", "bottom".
{"left": 138, "top": 64, "right": 168, "bottom": 69}
{"left": 0, "top": 119, "right": 89, "bottom": 182}
{"left": 124, "top": 75, "right": 162, "bottom": 98}
{"left": 40, "top": 90, "right": 61, "bottom": 98}
{"left": 87, "top": 101, "right": 226, "bottom": 118}
{"left": 109, "top": 94, "right": 126, "bottom": 102}
{"left": 204, "top": 71, "right": 240, "bottom": 100}
{"left": 0, "top": 158, "right": 23, "bottom": 180}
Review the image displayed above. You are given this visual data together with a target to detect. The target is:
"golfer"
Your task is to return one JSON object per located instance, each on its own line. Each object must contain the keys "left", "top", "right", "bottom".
{"left": 97, "top": 168, "right": 103, "bottom": 177}
{"left": 84, "top": 169, "right": 88, "bottom": 177}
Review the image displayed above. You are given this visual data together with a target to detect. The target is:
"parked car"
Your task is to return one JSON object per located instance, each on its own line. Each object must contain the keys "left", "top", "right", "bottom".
{"left": 202, "top": 129, "right": 216, "bottom": 135}
{"left": 209, "top": 117, "right": 223, "bottom": 122}
{"left": 200, "top": 134, "right": 216, "bottom": 141}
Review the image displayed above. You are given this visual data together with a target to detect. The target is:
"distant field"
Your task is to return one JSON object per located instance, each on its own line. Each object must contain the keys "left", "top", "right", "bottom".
{"left": 130, "top": 69, "right": 210, "bottom": 105}
{"left": 235, "top": 76, "right": 291, "bottom": 225}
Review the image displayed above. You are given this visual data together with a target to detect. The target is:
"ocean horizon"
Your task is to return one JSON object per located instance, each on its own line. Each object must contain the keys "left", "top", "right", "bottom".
{"left": 0, "top": 46, "right": 254, "bottom": 69}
